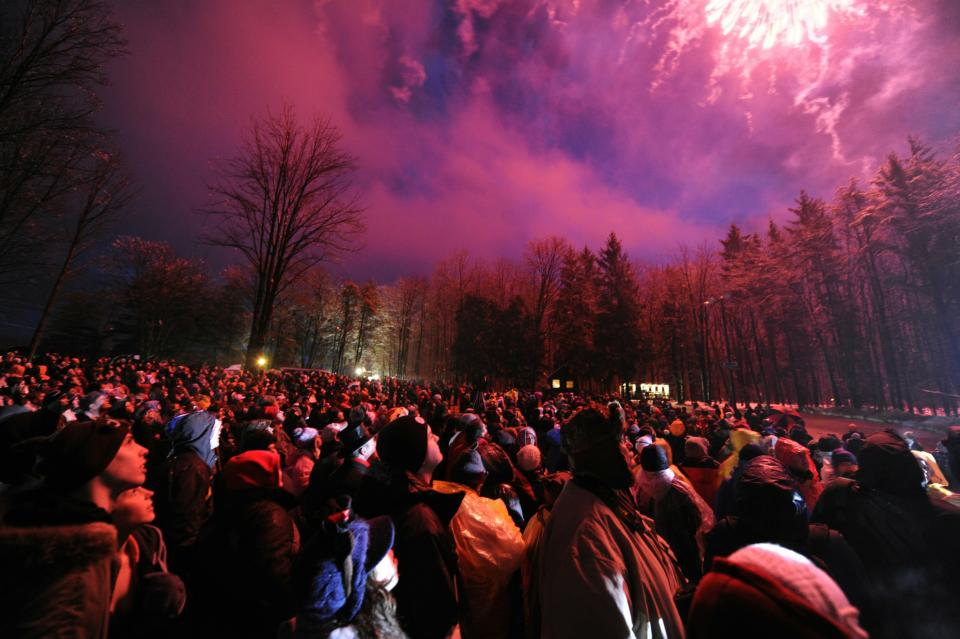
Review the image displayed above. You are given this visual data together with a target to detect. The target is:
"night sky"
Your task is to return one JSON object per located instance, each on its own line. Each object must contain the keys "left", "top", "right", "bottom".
{"left": 100, "top": 0, "right": 960, "bottom": 282}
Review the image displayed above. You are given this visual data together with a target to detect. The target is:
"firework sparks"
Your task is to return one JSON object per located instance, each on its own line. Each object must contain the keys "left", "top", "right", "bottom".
{"left": 705, "top": 0, "right": 864, "bottom": 50}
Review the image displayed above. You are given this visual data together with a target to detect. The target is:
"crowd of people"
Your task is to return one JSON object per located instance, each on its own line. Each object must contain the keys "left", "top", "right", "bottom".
{"left": 1, "top": 352, "right": 959, "bottom": 638}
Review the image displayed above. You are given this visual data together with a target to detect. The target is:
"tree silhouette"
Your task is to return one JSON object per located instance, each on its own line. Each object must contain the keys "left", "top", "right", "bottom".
{"left": 206, "top": 103, "right": 364, "bottom": 369}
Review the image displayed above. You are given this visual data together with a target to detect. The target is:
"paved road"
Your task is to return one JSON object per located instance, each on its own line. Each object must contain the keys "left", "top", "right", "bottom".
{"left": 800, "top": 412, "right": 944, "bottom": 451}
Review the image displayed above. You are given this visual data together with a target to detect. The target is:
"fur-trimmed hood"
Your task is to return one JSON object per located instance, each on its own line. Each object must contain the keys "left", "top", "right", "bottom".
{"left": 0, "top": 521, "right": 116, "bottom": 577}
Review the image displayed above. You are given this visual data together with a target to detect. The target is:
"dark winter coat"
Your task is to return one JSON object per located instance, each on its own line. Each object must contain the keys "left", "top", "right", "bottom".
{"left": 0, "top": 490, "right": 118, "bottom": 639}
{"left": 637, "top": 469, "right": 714, "bottom": 583}
{"left": 207, "top": 487, "right": 301, "bottom": 637}
{"left": 159, "top": 448, "right": 213, "bottom": 562}
{"left": 386, "top": 473, "right": 464, "bottom": 639}
{"left": 707, "top": 456, "right": 866, "bottom": 596}
{"left": 109, "top": 525, "right": 187, "bottom": 639}
{"left": 813, "top": 465, "right": 960, "bottom": 636}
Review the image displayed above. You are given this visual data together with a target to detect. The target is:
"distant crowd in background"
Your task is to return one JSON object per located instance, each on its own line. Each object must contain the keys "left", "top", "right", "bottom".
{"left": 1, "top": 352, "right": 959, "bottom": 638}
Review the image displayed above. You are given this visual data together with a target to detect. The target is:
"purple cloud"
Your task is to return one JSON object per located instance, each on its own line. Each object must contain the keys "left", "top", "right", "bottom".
{"left": 99, "top": 0, "right": 960, "bottom": 280}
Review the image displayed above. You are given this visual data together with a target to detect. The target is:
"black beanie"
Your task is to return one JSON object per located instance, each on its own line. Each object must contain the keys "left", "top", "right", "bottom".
{"left": 739, "top": 443, "right": 765, "bottom": 463}
{"left": 640, "top": 443, "right": 670, "bottom": 472}
{"left": 376, "top": 415, "right": 428, "bottom": 474}
{"left": 39, "top": 420, "right": 130, "bottom": 489}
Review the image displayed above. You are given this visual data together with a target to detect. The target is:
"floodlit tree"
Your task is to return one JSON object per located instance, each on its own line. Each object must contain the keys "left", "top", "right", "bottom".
{"left": 524, "top": 236, "right": 571, "bottom": 384}
{"left": 207, "top": 104, "right": 364, "bottom": 369}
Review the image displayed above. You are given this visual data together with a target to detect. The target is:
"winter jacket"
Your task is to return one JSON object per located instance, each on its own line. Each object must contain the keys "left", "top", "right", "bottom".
{"left": 637, "top": 469, "right": 715, "bottom": 583}
{"left": 159, "top": 448, "right": 213, "bottom": 561}
{"left": 109, "top": 525, "right": 186, "bottom": 639}
{"left": 208, "top": 487, "right": 302, "bottom": 637}
{"left": 521, "top": 507, "right": 550, "bottom": 639}
{"left": 538, "top": 481, "right": 686, "bottom": 639}
{"left": 386, "top": 473, "right": 464, "bottom": 639}
{"left": 681, "top": 438, "right": 720, "bottom": 508}
{"left": 775, "top": 437, "right": 823, "bottom": 510}
{"left": 0, "top": 491, "right": 117, "bottom": 639}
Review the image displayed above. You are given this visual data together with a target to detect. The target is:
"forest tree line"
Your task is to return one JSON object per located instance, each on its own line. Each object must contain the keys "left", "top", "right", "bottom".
{"left": 35, "top": 137, "right": 960, "bottom": 413}
{"left": 4, "top": 4, "right": 959, "bottom": 411}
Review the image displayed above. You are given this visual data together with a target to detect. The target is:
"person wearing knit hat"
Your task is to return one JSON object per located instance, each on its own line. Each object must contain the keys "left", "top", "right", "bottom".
{"left": 688, "top": 543, "right": 868, "bottom": 639}
{"left": 665, "top": 418, "right": 688, "bottom": 466}
{"left": 0, "top": 420, "right": 148, "bottom": 638}
{"left": 376, "top": 414, "right": 463, "bottom": 639}
{"left": 637, "top": 440, "right": 715, "bottom": 583}
{"left": 516, "top": 444, "right": 542, "bottom": 474}
{"left": 830, "top": 448, "right": 858, "bottom": 480}
{"left": 444, "top": 412, "right": 489, "bottom": 481}
{"left": 681, "top": 435, "right": 721, "bottom": 508}
{"left": 292, "top": 515, "right": 401, "bottom": 637}
{"left": 27, "top": 419, "right": 144, "bottom": 502}
{"left": 208, "top": 449, "right": 301, "bottom": 638}
{"left": 539, "top": 407, "right": 686, "bottom": 639}
{"left": 223, "top": 449, "right": 283, "bottom": 491}
{"left": 377, "top": 415, "right": 439, "bottom": 479}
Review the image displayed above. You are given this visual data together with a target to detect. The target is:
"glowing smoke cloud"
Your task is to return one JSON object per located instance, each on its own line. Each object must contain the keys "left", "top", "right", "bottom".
{"left": 642, "top": 0, "right": 914, "bottom": 162}
{"left": 705, "top": 0, "right": 864, "bottom": 50}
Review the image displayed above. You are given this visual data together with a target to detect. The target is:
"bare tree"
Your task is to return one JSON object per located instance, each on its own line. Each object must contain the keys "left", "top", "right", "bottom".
{"left": 524, "top": 236, "right": 570, "bottom": 382}
{"left": 206, "top": 103, "right": 364, "bottom": 368}
{"left": 27, "top": 149, "right": 133, "bottom": 358}
{"left": 0, "top": 0, "right": 127, "bottom": 281}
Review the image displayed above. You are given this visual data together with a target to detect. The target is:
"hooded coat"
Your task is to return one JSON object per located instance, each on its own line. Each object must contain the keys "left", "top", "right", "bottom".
{"left": 538, "top": 480, "right": 686, "bottom": 639}
{"left": 637, "top": 467, "right": 715, "bottom": 583}
{"left": 704, "top": 456, "right": 867, "bottom": 617}
{"left": 0, "top": 490, "right": 117, "bottom": 639}
{"left": 775, "top": 437, "right": 823, "bottom": 510}
{"left": 159, "top": 411, "right": 218, "bottom": 558}
{"left": 681, "top": 437, "right": 720, "bottom": 508}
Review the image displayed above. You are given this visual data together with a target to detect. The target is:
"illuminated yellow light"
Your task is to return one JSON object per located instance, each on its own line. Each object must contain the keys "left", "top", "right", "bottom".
{"left": 256, "top": 356, "right": 267, "bottom": 367}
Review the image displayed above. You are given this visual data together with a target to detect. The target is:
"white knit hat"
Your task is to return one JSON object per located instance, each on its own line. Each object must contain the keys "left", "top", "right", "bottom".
{"left": 727, "top": 543, "right": 868, "bottom": 639}
{"left": 516, "top": 444, "right": 542, "bottom": 472}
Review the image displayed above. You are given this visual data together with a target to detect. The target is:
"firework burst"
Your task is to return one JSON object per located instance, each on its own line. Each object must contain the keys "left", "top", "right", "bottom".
{"left": 704, "top": 0, "right": 864, "bottom": 50}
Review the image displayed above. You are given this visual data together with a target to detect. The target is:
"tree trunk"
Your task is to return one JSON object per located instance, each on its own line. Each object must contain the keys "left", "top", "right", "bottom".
{"left": 28, "top": 235, "right": 78, "bottom": 360}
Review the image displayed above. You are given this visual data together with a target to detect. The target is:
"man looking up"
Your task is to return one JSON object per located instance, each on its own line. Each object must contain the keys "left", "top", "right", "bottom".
{"left": 376, "top": 415, "right": 464, "bottom": 639}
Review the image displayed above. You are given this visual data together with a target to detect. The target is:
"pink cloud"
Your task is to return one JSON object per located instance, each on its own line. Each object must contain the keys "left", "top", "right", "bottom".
{"left": 99, "top": 0, "right": 960, "bottom": 281}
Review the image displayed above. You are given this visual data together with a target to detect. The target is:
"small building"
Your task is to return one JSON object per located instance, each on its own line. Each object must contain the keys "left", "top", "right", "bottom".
{"left": 549, "top": 366, "right": 577, "bottom": 392}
